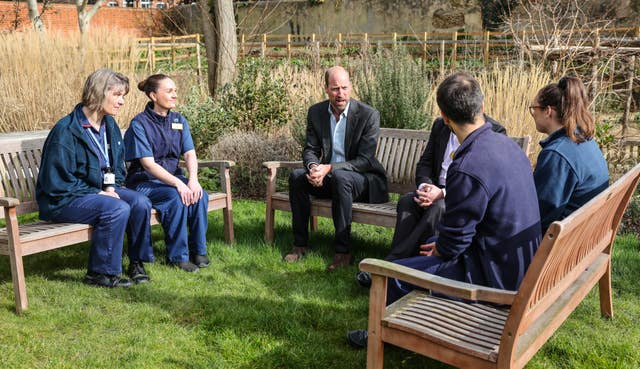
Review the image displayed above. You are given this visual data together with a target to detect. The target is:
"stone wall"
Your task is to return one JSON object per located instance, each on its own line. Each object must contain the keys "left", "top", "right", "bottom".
{"left": 235, "top": 0, "right": 483, "bottom": 36}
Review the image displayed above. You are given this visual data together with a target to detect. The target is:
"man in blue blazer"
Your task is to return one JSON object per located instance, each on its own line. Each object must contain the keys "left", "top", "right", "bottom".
{"left": 285, "top": 66, "right": 389, "bottom": 271}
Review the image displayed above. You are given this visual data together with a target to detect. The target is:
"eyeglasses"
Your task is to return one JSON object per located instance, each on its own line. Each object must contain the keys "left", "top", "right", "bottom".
{"left": 528, "top": 105, "right": 546, "bottom": 115}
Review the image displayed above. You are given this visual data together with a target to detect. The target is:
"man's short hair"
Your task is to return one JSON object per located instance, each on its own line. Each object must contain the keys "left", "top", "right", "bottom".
{"left": 436, "top": 72, "right": 483, "bottom": 124}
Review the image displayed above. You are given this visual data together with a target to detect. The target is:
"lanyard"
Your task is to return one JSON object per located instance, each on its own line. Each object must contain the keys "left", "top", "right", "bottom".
{"left": 84, "top": 125, "right": 111, "bottom": 170}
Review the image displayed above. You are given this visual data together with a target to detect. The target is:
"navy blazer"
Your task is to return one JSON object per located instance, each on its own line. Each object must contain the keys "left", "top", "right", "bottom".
{"left": 415, "top": 115, "right": 506, "bottom": 188}
{"left": 302, "top": 98, "right": 389, "bottom": 203}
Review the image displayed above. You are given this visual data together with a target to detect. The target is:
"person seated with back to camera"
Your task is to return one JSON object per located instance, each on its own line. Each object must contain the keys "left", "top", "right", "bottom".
{"left": 346, "top": 71, "right": 542, "bottom": 349}
{"left": 356, "top": 114, "right": 506, "bottom": 288}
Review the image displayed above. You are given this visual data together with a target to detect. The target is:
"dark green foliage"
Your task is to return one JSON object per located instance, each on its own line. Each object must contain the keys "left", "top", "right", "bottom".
{"left": 355, "top": 47, "right": 433, "bottom": 130}
{"left": 179, "top": 59, "right": 291, "bottom": 154}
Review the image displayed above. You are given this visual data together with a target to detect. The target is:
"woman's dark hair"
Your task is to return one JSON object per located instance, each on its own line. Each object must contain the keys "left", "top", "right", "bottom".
{"left": 138, "top": 74, "right": 170, "bottom": 98}
{"left": 536, "top": 76, "right": 594, "bottom": 142}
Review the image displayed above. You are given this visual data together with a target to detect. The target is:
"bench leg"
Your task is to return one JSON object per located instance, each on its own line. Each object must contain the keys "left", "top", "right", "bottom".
{"left": 598, "top": 260, "right": 614, "bottom": 318}
{"left": 223, "top": 207, "right": 235, "bottom": 244}
{"left": 265, "top": 200, "right": 275, "bottom": 243}
{"left": 310, "top": 216, "right": 318, "bottom": 232}
{"left": 367, "top": 275, "right": 387, "bottom": 369}
{"left": 8, "top": 246, "right": 28, "bottom": 314}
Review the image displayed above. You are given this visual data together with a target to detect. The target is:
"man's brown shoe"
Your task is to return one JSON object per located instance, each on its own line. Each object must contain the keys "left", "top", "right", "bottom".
{"left": 328, "top": 253, "right": 353, "bottom": 271}
{"left": 283, "top": 246, "right": 309, "bottom": 262}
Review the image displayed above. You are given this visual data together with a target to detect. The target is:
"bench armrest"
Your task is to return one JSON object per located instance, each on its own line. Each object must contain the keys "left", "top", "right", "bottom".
{"left": 360, "top": 258, "right": 516, "bottom": 306}
{"left": 0, "top": 197, "right": 20, "bottom": 207}
{"left": 262, "top": 161, "right": 303, "bottom": 169}
{"left": 198, "top": 159, "right": 236, "bottom": 169}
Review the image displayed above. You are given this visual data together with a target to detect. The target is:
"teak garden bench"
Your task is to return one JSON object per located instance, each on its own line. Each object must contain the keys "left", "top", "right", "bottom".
{"left": 263, "top": 127, "right": 531, "bottom": 242}
{"left": 0, "top": 134, "right": 235, "bottom": 314}
{"left": 359, "top": 162, "right": 640, "bottom": 369}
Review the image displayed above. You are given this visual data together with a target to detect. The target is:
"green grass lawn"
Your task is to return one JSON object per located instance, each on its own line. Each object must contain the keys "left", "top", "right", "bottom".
{"left": 1, "top": 199, "right": 638, "bottom": 368}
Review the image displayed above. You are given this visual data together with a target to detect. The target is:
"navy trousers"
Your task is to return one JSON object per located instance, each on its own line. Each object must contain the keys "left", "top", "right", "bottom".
{"left": 289, "top": 168, "right": 368, "bottom": 254}
{"left": 387, "top": 193, "right": 445, "bottom": 261}
{"left": 134, "top": 176, "right": 208, "bottom": 263}
{"left": 52, "top": 188, "right": 153, "bottom": 275}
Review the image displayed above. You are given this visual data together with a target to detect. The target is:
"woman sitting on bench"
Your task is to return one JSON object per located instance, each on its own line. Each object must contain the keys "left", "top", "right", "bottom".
{"left": 529, "top": 76, "right": 609, "bottom": 232}
{"left": 36, "top": 68, "right": 154, "bottom": 288}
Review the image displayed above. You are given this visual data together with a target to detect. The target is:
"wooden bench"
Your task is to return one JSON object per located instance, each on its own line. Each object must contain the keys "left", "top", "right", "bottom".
{"left": 263, "top": 127, "right": 531, "bottom": 242}
{"left": 0, "top": 133, "right": 235, "bottom": 314}
{"left": 359, "top": 162, "right": 640, "bottom": 369}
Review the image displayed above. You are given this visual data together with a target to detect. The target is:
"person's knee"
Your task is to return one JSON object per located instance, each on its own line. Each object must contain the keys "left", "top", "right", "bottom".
{"left": 397, "top": 192, "right": 420, "bottom": 212}
{"left": 330, "top": 170, "right": 352, "bottom": 190}
{"left": 130, "top": 193, "right": 152, "bottom": 213}
{"left": 289, "top": 168, "right": 307, "bottom": 188}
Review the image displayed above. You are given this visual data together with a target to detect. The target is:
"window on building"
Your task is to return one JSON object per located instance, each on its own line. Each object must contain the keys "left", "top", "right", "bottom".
{"left": 122, "top": 0, "right": 134, "bottom": 7}
{"left": 156, "top": 2, "right": 166, "bottom": 8}
{"left": 107, "top": 1, "right": 118, "bottom": 6}
{"left": 140, "top": 0, "right": 151, "bottom": 8}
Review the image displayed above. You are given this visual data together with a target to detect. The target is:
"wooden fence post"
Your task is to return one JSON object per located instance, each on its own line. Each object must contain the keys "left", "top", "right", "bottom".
{"left": 170, "top": 35, "right": 176, "bottom": 69}
{"left": 422, "top": 32, "right": 427, "bottom": 60}
{"left": 148, "top": 37, "right": 155, "bottom": 72}
{"left": 261, "top": 33, "right": 267, "bottom": 58}
{"left": 240, "top": 34, "right": 245, "bottom": 58}
{"left": 483, "top": 30, "right": 490, "bottom": 67}
{"left": 287, "top": 34, "right": 292, "bottom": 60}
{"left": 393, "top": 32, "right": 397, "bottom": 49}
{"left": 622, "top": 55, "right": 636, "bottom": 138}
{"left": 451, "top": 31, "right": 457, "bottom": 70}
{"left": 590, "top": 28, "right": 601, "bottom": 103}
{"left": 196, "top": 34, "right": 202, "bottom": 79}
{"left": 439, "top": 40, "right": 445, "bottom": 77}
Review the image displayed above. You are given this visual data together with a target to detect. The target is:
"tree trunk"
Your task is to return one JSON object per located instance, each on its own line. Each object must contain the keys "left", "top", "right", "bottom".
{"left": 26, "top": 0, "right": 45, "bottom": 33}
{"left": 212, "top": 0, "right": 237, "bottom": 90}
{"left": 76, "top": 0, "right": 105, "bottom": 34}
{"left": 199, "top": 0, "right": 237, "bottom": 98}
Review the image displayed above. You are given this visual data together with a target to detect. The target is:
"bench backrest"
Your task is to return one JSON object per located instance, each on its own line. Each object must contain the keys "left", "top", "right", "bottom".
{"left": 376, "top": 127, "right": 532, "bottom": 195}
{"left": 0, "top": 136, "right": 47, "bottom": 219}
{"left": 501, "top": 162, "right": 640, "bottom": 366}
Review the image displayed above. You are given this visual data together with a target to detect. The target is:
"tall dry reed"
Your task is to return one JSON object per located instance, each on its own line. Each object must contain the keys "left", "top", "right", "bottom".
{"left": 0, "top": 29, "right": 150, "bottom": 132}
{"left": 479, "top": 64, "right": 551, "bottom": 162}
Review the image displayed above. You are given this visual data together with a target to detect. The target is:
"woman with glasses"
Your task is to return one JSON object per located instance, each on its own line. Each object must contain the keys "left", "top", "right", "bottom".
{"left": 36, "top": 69, "right": 154, "bottom": 287}
{"left": 529, "top": 76, "right": 609, "bottom": 232}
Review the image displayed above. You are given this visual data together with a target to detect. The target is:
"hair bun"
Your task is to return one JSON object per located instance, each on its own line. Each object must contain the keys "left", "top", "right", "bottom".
{"left": 558, "top": 77, "right": 568, "bottom": 90}
{"left": 137, "top": 79, "right": 147, "bottom": 92}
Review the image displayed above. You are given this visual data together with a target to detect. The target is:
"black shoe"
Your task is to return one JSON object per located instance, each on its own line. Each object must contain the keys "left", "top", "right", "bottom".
{"left": 128, "top": 261, "right": 150, "bottom": 284}
{"left": 168, "top": 260, "right": 199, "bottom": 273}
{"left": 356, "top": 271, "right": 372, "bottom": 288}
{"left": 192, "top": 254, "right": 210, "bottom": 268}
{"left": 346, "top": 329, "right": 368, "bottom": 349}
{"left": 84, "top": 272, "right": 132, "bottom": 288}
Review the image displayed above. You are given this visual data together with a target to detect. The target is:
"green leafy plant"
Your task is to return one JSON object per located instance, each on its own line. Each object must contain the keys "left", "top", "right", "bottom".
{"left": 355, "top": 47, "right": 433, "bottom": 130}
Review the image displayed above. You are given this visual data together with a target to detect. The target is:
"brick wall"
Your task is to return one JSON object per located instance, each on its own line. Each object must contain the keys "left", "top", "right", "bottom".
{"left": 0, "top": 2, "right": 165, "bottom": 36}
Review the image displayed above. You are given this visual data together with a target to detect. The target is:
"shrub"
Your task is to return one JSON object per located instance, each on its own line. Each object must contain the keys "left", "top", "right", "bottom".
{"left": 179, "top": 59, "right": 292, "bottom": 154}
{"left": 208, "top": 131, "right": 300, "bottom": 198}
{"left": 354, "top": 47, "right": 433, "bottom": 130}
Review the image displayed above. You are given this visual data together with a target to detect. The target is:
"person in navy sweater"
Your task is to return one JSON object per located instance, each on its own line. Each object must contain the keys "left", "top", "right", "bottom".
{"left": 36, "top": 69, "right": 153, "bottom": 287}
{"left": 124, "top": 74, "right": 209, "bottom": 273}
{"left": 347, "top": 72, "right": 542, "bottom": 349}
{"left": 529, "top": 76, "right": 609, "bottom": 233}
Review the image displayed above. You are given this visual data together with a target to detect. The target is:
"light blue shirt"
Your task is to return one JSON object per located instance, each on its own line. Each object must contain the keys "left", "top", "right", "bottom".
{"left": 329, "top": 102, "right": 349, "bottom": 164}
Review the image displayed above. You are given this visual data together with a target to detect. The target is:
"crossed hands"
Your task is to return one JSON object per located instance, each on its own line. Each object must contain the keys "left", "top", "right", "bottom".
{"left": 306, "top": 164, "right": 332, "bottom": 187}
{"left": 175, "top": 178, "right": 204, "bottom": 205}
{"left": 414, "top": 183, "right": 444, "bottom": 207}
